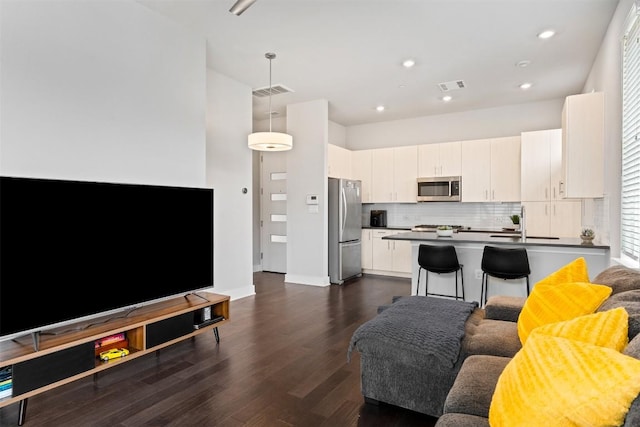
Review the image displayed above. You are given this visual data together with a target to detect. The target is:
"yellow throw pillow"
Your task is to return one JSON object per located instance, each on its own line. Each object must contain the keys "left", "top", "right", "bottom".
{"left": 517, "top": 282, "right": 612, "bottom": 344}
{"left": 531, "top": 307, "right": 629, "bottom": 351}
{"left": 535, "top": 257, "right": 590, "bottom": 286}
{"left": 489, "top": 333, "right": 640, "bottom": 427}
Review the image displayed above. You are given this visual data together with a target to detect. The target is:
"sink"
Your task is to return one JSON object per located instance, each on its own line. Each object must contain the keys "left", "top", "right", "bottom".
{"left": 489, "top": 234, "right": 559, "bottom": 240}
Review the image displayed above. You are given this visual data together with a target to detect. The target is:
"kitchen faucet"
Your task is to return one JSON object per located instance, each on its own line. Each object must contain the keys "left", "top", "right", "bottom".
{"left": 520, "top": 205, "right": 526, "bottom": 240}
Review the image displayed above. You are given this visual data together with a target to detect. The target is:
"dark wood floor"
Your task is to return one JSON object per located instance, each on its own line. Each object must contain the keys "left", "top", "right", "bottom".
{"left": 0, "top": 273, "right": 438, "bottom": 427}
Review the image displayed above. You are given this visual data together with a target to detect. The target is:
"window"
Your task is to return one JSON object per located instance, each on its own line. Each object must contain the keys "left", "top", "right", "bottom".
{"left": 621, "top": 2, "right": 640, "bottom": 267}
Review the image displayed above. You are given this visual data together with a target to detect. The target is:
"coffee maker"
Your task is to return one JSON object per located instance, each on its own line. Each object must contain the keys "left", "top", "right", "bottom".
{"left": 370, "top": 210, "right": 387, "bottom": 227}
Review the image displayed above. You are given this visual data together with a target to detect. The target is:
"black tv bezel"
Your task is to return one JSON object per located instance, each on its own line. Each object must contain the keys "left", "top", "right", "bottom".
{"left": 0, "top": 176, "right": 214, "bottom": 343}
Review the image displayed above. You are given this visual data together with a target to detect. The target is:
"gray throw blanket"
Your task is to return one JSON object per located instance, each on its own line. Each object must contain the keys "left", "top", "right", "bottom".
{"left": 347, "top": 296, "right": 478, "bottom": 368}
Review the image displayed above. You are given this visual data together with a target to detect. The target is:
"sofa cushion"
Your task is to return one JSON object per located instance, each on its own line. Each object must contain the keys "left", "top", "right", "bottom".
{"left": 593, "top": 264, "right": 640, "bottom": 296}
{"left": 598, "top": 289, "right": 640, "bottom": 340}
{"left": 489, "top": 332, "right": 640, "bottom": 427}
{"left": 517, "top": 281, "right": 611, "bottom": 344}
{"left": 443, "top": 355, "right": 510, "bottom": 418}
{"left": 464, "top": 319, "right": 521, "bottom": 358}
{"left": 624, "top": 334, "right": 640, "bottom": 427}
{"left": 531, "top": 307, "right": 628, "bottom": 351}
{"left": 625, "top": 332, "right": 640, "bottom": 358}
{"left": 484, "top": 295, "right": 526, "bottom": 322}
{"left": 435, "top": 413, "right": 490, "bottom": 427}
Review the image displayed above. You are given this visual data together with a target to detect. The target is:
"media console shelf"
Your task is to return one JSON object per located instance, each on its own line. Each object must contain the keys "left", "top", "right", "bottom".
{"left": 0, "top": 292, "right": 230, "bottom": 425}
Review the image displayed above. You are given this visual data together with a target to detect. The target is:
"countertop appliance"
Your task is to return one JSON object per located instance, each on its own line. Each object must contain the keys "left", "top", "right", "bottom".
{"left": 370, "top": 210, "right": 387, "bottom": 227}
{"left": 329, "top": 178, "right": 362, "bottom": 284}
{"left": 417, "top": 176, "right": 461, "bottom": 202}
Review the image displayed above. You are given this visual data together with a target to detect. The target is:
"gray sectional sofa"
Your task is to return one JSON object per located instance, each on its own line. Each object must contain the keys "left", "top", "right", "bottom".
{"left": 348, "top": 264, "right": 640, "bottom": 425}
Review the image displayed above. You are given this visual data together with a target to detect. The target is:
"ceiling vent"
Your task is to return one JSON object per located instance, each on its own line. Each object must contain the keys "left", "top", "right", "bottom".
{"left": 252, "top": 84, "right": 294, "bottom": 98}
{"left": 437, "top": 80, "right": 466, "bottom": 92}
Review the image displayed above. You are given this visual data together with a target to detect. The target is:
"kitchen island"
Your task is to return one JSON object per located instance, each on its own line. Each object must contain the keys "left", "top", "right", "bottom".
{"left": 383, "top": 231, "right": 610, "bottom": 303}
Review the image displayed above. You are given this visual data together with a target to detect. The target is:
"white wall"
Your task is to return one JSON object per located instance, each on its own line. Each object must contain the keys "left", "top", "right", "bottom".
{"left": 285, "top": 99, "right": 330, "bottom": 286}
{"left": 581, "top": 0, "right": 635, "bottom": 260}
{"left": 206, "top": 70, "right": 255, "bottom": 300}
{"left": 1, "top": 0, "right": 205, "bottom": 186}
{"left": 328, "top": 121, "right": 347, "bottom": 147}
{"left": 1, "top": 0, "right": 254, "bottom": 301}
{"left": 346, "top": 99, "right": 564, "bottom": 150}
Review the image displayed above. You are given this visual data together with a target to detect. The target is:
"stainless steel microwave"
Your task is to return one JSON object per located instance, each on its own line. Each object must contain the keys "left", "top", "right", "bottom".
{"left": 417, "top": 176, "right": 461, "bottom": 202}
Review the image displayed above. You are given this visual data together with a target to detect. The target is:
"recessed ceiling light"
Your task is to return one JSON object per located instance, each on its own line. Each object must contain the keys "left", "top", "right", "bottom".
{"left": 402, "top": 59, "right": 415, "bottom": 68}
{"left": 516, "top": 60, "right": 531, "bottom": 68}
{"left": 520, "top": 82, "right": 533, "bottom": 90}
{"left": 376, "top": 105, "right": 385, "bottom": 112}
{"left": 442, "top": 95, "right": 452, "bottom": 102}
{"left": 537, "top": 29, "right": 555, "bottom": 39}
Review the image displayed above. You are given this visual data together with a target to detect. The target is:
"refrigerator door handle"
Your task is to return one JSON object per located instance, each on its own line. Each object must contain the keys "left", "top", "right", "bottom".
{"left": 341, "top": 186, "right": 348, "bottom": 236}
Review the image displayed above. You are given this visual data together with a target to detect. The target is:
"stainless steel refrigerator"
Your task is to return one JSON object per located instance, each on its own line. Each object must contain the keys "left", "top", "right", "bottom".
{"left": 328, "top": 178, "right": 362, "bottom": 284}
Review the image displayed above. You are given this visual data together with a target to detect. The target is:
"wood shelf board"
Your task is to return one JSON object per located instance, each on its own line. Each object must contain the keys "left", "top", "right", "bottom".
{"left": 0, "top": 318, "right": 227, "bottom": 409}
{"left": 0, "top": 292, "right": 228, "bottom": 364}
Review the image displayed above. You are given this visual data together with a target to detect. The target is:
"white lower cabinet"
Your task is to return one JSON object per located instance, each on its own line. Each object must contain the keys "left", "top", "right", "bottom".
{"left": 361, "top": 229, "right": 373, "bottom": 270}
{"left": 367, "top": 229, "right": 412, "bottom": 275}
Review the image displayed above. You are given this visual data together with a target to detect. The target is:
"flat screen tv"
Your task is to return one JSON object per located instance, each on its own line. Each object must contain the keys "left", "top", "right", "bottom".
{"left": 0, "top": 176, "right": 214, "bottom": 342}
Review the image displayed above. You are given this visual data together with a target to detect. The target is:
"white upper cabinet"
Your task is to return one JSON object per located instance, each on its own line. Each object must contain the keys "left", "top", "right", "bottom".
{"left": 461, "top": 139, "right": 492, "bottom": 202}
{"left": 491, "top": 136, "right": 521, "bottom": 202}
{"left": 372, "top": 146, "right": 418, "bottom": 203}
{"left": 372, "top": 148, "right": 395, "bottom": 202}
{"left": 328, "top": 144, "right": 352, "bottom": 179}
{"left": 418, "top": 141, "right": 461, "bottom": 177}
{"left": 461, "top": 136, "right": 521, "bottom": 202}
{"left": 561, "top": 92, "right": 604, "bottom": 198}
{"left": 352, "top": 149, "right": 373, "bottom": 203}
{"left": 520, "top": 129, "right": 562, "bottom": 202}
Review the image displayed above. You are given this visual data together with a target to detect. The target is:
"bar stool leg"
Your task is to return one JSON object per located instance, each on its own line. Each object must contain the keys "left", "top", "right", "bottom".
{"left": 416, "top": 268, "right": 421, "bottom": 295}
{"left": 454, "top": 272, "right": 459, "bottom": 300}
{"left": 460, "top": 266, "right": 465, "bottom": 301}
{"left": 425, "top": 271, "right": 429, "bottom": 297}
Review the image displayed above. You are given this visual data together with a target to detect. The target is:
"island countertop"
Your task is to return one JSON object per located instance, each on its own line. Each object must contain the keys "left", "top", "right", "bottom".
{"left": 384, "top": 231, "right": 610, "bottom": 302}
{"left": 382, "top": 231, "right": 610, "bottom": 250}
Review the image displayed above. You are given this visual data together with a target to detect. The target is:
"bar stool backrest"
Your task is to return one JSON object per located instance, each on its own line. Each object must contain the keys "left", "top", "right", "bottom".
{"left": 418, "top": 245, "right": 461, "bottom": 274}
{"left": 481, "top": 246, "right": 530, "bottom": 280}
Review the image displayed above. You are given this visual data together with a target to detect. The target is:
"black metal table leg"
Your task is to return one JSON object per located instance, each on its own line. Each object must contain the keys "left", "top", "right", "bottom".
{"left": 213, "top": 327, "right": 220, "bottom": 343}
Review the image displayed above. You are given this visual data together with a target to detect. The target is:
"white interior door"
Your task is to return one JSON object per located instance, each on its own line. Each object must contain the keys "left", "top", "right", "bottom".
{"left": 260, "top": 152, "right": 287, "bottom": 273}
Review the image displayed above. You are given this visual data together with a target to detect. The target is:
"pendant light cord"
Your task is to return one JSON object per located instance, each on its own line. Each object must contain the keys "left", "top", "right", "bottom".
{"left": 269, "top": 55, "right": 273, "bottom": 133}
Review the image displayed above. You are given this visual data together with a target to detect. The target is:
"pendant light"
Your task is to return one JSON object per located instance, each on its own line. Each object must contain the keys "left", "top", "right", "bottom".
{"left": 229, "top": 0, "right": 257, "bottom": 16}
{"left": 248, "top": 53, "right": 293, "bottom": 151}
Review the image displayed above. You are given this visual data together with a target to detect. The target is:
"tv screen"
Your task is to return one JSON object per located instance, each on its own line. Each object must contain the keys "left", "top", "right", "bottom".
{"left": 0, "top": 176, "right": 214, "bottom": 341}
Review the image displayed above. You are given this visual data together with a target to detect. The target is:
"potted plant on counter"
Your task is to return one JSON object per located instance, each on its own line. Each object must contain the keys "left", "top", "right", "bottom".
{"left": 580, "top": 228, "right": 595, "bottom": 244}
{"left": 436, "top": 225, "right": 454, "bottom": 237}
{"left": 510, "top": 215, "right": 520, "bottom": 230}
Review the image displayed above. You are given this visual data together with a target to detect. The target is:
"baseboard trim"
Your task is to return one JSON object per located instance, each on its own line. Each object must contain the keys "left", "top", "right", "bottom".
{"left": 284, "top": 274, "right": 331, "bottom": 287}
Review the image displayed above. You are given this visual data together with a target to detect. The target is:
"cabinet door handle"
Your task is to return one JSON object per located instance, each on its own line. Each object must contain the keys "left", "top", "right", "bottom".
{"left": 559, "top": 181, "right": 564, "bottom": 195}
{"left": 545, "top": 188, "right": 548, "bottom": 199}
{"left": 485, "top": 190, "right": 488, "bottom": 200}
{"left": 553, "top": 187, "right": 556, "bottom": 199}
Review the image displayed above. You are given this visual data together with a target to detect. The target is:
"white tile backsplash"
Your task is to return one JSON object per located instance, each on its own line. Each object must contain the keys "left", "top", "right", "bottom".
{"left": 362, "top": 202, "right": 521, "bottom": 229}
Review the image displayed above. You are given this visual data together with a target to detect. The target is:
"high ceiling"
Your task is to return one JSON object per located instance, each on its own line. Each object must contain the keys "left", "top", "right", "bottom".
{"left": 139, "top": 0, "right": 619, "bottom": 127}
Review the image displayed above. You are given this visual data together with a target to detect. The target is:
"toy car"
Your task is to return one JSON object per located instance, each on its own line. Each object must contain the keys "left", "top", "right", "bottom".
{"left": 99, "top": 348, "right": 130, "bottom": 361}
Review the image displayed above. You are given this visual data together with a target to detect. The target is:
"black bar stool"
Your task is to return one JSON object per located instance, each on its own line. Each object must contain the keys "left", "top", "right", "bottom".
{"left": 416, "top": 244, "right": 465, "bottom": 300}
{"left": 480, "top": 245, "right": 530, "bottom": 306}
